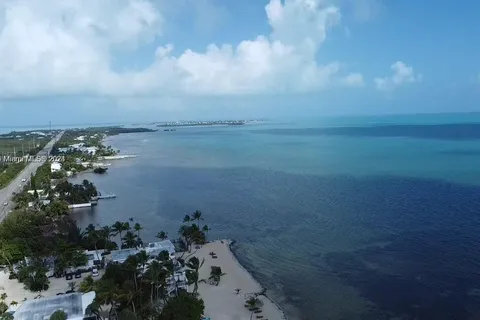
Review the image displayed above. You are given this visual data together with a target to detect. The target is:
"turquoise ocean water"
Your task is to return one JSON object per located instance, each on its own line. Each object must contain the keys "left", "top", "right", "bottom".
{"left": 70, "top": 113, "right": 480, "bottom": 319}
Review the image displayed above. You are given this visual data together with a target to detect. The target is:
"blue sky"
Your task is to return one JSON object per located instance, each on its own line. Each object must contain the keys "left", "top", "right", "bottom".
{"left": 0, "top": 0, "right": 479, "bottom": 127}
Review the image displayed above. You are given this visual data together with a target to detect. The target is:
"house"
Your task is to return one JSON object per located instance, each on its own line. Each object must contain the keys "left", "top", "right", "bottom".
{"left": 11, "top": 292, "right": 96, "bottom": 320}
{"left": 51, "top": 162, "right": 62, "bottom": 172}
{"left": 167, "top": 271, "right": 189, "bottom": 295}
{"left": 144, "top": 240, "right": 176, "bottom": 260}
{"left": 110, "top": 248, "right": 139, "bottom": 264}
{"left": 82, "top": 147, "right": 98, "bottom": 155}
{"left": 27, "top": 189, "right": 45, "bottom": 195}
{"left": 84, "top": 250, "right": 104, "bottom": 270}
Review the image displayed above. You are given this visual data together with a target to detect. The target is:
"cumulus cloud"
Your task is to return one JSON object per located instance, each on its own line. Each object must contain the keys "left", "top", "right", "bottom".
{"left": 342, "top": 73, "right": 364, "bottom": 87}
{"left": 0, "top": 0, "right": 364, "bottom": 98}
{"left": 374, "top": 61, "right": 421, "bottom": 91}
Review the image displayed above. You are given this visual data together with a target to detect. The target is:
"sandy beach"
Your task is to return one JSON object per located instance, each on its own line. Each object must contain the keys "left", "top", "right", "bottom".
{"left": 184, "top": 239, "right": 287, "bottom": 320}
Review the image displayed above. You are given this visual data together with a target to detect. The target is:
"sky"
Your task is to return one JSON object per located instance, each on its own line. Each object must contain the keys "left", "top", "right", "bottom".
{"left": 0, "top": 0, "right": 479, "bottom": 127}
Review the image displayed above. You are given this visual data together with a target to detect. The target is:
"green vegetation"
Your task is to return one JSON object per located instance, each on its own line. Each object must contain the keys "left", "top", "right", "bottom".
{"left": 93, "top": 167, "right": 108, "bottom": 174}
{"left": 245, "top": 296, "right": 264, "bottom": 320}
{"left": 0, "top": 162, "right": 26, "bottom": 189}
{"left": 0, "top": 203, "right": 211, "bottom": 319}
{"left": 0, "top": 131, "right": 54, "bottom": 188}
{"left": 49, "top": 310, "right": 67, "bottom": 320}
{"left": 77, "top": 213, "right": 209, "bottom": 320}
{"left": 55, "top": 179, "right": 97, "bottom": 204}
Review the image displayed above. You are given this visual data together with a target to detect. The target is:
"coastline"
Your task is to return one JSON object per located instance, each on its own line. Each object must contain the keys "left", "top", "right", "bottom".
{"left": 227, "top": 239, "right": 289, "bottom": 320}
{"left": 83, "top": 133, "right": 289, "bottom": 318}
{"left": 189, "top": 239, "right": 287, "bottom": 320}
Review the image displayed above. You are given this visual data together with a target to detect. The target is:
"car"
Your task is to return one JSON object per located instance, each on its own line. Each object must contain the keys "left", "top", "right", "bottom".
{"left": 91, "top": 268, "right": 99, "bottom": 277}
{"left": 65, "top": 273, "right": 73, "bottom": 280}
{"left": 2, "top": 202, "right": 7, "bottom": 206}
{"left": 74, "top": 271, "right": 82, "bottom": 279}
{"left": 21, "top": 178, "right": 26, "bottom": 182}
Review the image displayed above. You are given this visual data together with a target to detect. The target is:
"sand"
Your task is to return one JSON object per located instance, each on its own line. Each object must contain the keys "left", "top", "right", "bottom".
{"left": 184, "top": 239, "right": 287, "bottom": 320}
{"left": 0, "top": 269, "right": 104, "bottom": 305}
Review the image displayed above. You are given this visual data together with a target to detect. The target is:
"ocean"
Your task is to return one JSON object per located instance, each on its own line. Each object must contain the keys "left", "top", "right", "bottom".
{"left": 70, "top": 113, "right": 480, "bottom": 320}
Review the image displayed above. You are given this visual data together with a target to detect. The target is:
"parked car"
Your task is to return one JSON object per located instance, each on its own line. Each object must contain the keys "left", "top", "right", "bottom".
{"left": 21, "top": 178, "right": 26, "bottom": 182}
{"left": 2, "top": 202, "right": 7, "bottom": 206}
{"left": 65, "top": 273, "right": 73, "bottom": 280}
{"left": 91, "top": 268, "right": 99, "bottom": 277}
{"left": 75, "top": 270, "right": 82, "bottom": 279}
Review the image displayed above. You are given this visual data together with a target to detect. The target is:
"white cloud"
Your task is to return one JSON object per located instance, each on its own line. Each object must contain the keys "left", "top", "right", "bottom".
{"left": 342, "top": 73, "right": 364, "bottom": 87}
{"left": 0, "top": 0, "right": 364, "bottom": 98}
{"left": 374, "top": 61, "right": 421, "bottom": 91}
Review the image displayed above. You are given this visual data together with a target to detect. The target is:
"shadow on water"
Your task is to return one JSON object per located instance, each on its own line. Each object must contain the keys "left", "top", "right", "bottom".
{"left": 73, "top": 165, "right": 480, "bottom": 320}
{"left": 252, "top": 123, "right": 480, "bottom": 140}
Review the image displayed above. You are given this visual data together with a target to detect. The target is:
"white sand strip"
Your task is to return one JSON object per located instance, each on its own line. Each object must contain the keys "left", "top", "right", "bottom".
{"left": 185, "top": 239, "right": 287, "bottom": 320}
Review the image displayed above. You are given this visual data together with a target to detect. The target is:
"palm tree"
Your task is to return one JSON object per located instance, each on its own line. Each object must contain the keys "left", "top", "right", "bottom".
{"left": 155, "top": 231, "right": 168, "bottom": 241}
{"left": 244, "top": 296, "right": 263, "bottom": 320}
{"left": 101, "top": 226, "right": 112, "bottom": 248}
{"left": 209, "top": 266, "right": 226, "bottom": 285}
{"left": 136, "top": 250, "right": 149, "bottom": 275}
{"left": 115, "top": 284, "right": 138, "bottom": 317}
{"left": 67, "top": 281, "right": 77, "bottom": 292}
{"left": 85, "top": 301, "right": 103, "bottom": 320}
{"left": 112, "top": 221, "right": 125, "bottom": 241}
{"left": 85, "top": 224, "right": 96, "bottom": 236}
{"left": 191, "top": 210, "right": 203, "bottom": 228}
{"left": 123, "top": 222, "right": 131, "bottom": 233}
{"left": 0, "top": 240, "right": 13, "bottom": 269}
{"left": 146, "top": 260, "right": 165, "bottom": 304}
{"left": 183, "top": 214, "right": 191, "bottom": 225}
{"left": 178, "top": 225, "right": 192, "bottom": 252}
{"left": 95, "top": 279, "right": 119, "bottom": 319}
{"left": 202, "top": 225, "right": 210, "bottom": 235}
{"left": 123, "top": 255, "right": 140, "bottom": 290}
{"left": 122, "top": 231, "right": 138, "bottom": 249}
{"left": 79, "top": 275, "right": 96, "bottom": 293}
{"left": 133, "top": 223, "right": 142, "bottom": 238}
{"left": 186, "top": 256, "right": 204, "bottom": 294}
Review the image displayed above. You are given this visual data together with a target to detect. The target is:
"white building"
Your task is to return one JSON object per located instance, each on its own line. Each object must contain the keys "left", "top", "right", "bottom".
{"left": 110, "top": 248, "right": 139, "bottom": 264}
{"left": 84, "top": 249, "right": 104, "bottom": 270}
{"left": 167, "top": 271, "right": 189, "bottom": 295}
{"left": 50, "top": 162, "right": 62, "bottom": 172}
{"left": 11, "top": 292, "right": 96, "bottom": 320}
{"left": 145, "top": 240, "right": 176, "bottom": 260}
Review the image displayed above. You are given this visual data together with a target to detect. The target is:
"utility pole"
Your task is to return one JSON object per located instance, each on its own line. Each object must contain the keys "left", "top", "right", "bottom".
{"left": 13, "top": 146, "right": 16, "bottom": 157}
{"left": 22, "top": 144, "right": 24, "bottom": 157}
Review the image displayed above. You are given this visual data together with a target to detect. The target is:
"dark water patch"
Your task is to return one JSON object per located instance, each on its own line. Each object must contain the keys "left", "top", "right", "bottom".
{"left": 252, "top": 123, "right": 480, "bottom": 140}
{"left": 439, "top": 149, "right": 480, "bottom": 156}
{"left": 324, "top": 228, "right": 480, "bottom": 319}
{"left": 74, "top": 166, "right": 480, "bottom": 319}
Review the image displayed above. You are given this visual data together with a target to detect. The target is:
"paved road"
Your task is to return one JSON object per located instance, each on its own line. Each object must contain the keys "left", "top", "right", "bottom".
{"left": 0, "top": 131, "right": 64, "bottom": 221}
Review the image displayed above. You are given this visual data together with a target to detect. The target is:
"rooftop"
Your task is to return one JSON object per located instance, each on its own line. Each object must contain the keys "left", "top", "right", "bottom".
{"left": 111, "top": 248, "right": 138, "bottom": 263}
{"left": 13, "top": 292, "right": 95, "bottom": 320}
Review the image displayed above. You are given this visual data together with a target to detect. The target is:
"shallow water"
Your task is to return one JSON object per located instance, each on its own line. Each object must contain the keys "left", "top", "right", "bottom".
{"left": 71, "top": 114, "right": 480, "bottom": 319}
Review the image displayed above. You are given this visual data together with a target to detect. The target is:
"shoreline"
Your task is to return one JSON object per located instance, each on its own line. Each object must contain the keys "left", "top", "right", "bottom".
{"left": 189, "top": 239, "right": 287, "bottom": 320}
{"left": 227, "top": 239, "right": 289, "bottom": 320}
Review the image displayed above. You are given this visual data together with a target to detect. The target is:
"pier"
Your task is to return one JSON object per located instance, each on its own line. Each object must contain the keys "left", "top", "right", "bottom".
{"left": 98, "top": 191, "right": 116, "bottom": 199}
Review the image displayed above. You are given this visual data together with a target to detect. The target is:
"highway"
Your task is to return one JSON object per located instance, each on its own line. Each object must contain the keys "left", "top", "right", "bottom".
{"left": 0, "top": 131, "right": 64, "bottom": 221}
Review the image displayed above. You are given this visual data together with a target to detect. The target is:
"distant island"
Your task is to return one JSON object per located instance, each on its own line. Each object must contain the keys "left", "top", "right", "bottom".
{"left": 157, "top": 120, "right": 259, "bottom": 128}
